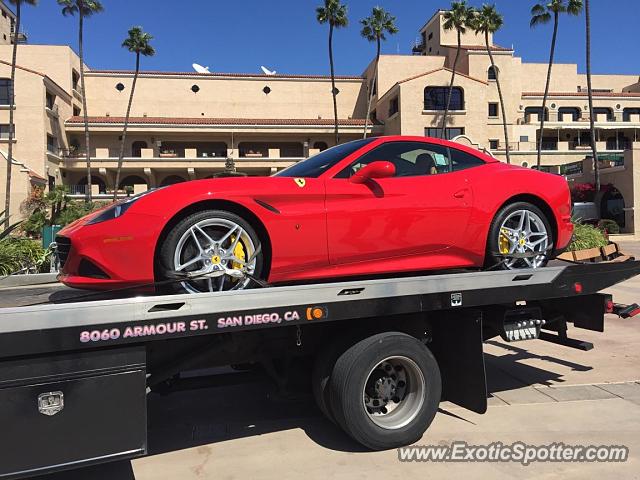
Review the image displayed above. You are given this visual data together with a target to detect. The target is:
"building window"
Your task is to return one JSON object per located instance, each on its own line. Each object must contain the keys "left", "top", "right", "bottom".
{"left": 313, "top": 141, "right": 328, "bottom": 151}
{"left": 131, "top": 141, "right": 148, "bottom": 157}
{"left": 488, "top": 103, "right": 499, "bottom": 117}
{"left": 424, "top": 87, "right": 464, "bottom": 111}
{"left": 73, "top": 106, "right": 81, "bottom": 116}
{"left": 558, "top": 107, "right": 581, "bottom": 122}
{"left": 46, "top": 134, "right": 57, "bottom": 153}
{"left": 428, "top": 32, "right": 433, "bottom": 40}
{"left": 489, "top": 139, "right": 499, "bottom": 150}
{"left": 46, "top": 91, "right": 55, "bottom": 110}
{"left": 525, "top": 106, "right": 548, "bottom": 122}
{"left": 592, "top": 107, "right": 613, "bottom": 121}
{"left": 389, "top": 96, "right": 399, "bottom": 116}
{"left": 0, "top": 124, "right": 14, "bottom": 139}
{"left": 0, "top": 79, "right": 12, "bottom": 105}
{"left": 488, "top": 66, "right": 497, "bottom": 81}
{"left": 425, "top": 127, "right": 465, "bottom": 140}
{"left": 520, "top": 135, "right": 529, "bottom": 142}
{"left": 72, "top": 70, "right": 80, "bottom": 91}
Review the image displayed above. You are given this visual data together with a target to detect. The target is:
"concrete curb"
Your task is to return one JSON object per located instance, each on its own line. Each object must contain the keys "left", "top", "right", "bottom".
{"left": 0, "top": 272, "right": 59, "bottom": 288}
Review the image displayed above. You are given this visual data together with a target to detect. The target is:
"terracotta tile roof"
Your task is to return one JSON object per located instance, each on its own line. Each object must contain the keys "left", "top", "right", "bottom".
{"left": 66, "top": 116, "right": 378, "bottom": 126}
{"left": 26, "top": 169, "right": 47, "bottom": 182}
{"left": 522, "top": 91, "right": 640, "bottom": 97}
{"left": 88, "top": 69, "right": 363, "bottom": 81}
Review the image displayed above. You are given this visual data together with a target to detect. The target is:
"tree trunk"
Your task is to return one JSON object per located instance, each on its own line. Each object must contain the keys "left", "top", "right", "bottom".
{"left": 79, "top": 13, "right": 92, "bottom": 202}
{"left": 114, "top": 53, "right": 140, "bottom": 201}
{"left": 3, "top": 1, "right": 20, "bottom": 228}
{"left": 537, "top": 11, "right": 558, "bottom": 168}
{"left": 585, "top": 0, "right": 599, "bottom": 193}
{"left": 442, "top": 30, "right": 461, "bottom": 140}
{"left": 486, "top": 32, "right": 510, "bottom": 164}
{"left": 363, "top": 38, "right": 380, "bottom": 139}
{"left": 328, "top": 23, "right": 339, "bottom": 145}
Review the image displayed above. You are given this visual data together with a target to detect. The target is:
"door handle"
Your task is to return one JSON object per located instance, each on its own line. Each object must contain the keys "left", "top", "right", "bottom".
{"left": 453, "top": 189, "right": 468, "bottom": 199}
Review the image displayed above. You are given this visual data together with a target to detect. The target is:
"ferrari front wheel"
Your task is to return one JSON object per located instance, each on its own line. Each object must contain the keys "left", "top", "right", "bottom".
{"left": 487, "top": 202, "right": 552, "bottom": 270}
{"left": 158, "top": 210, "right": 264, "bottom": 293}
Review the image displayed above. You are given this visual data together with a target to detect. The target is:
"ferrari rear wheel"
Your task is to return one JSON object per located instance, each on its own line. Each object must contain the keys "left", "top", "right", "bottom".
{"left": 487, "top": 202, "right": 552, "bottom": 270}
{"left": 158, "top": 210, "right": 264, "bottom": 293}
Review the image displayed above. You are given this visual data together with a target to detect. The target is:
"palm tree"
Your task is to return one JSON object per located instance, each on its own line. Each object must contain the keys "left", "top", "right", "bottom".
{"left": 360, "top": 6, "right": 398, "bottom": 139}
{"left": 441, "top": 1, "right": 474, "bottom": 139}
{"left": 584, "top": 0, "right": 599, "bottom": 193}
{"left": 58, "top": 0, "right": 104, "bottom": 202}
{"left": 3, "top": 0, "right": 37, "bottom": 229}
{"left": 471, "top": 4, "right": 510, "bottom": 163}
{"left": 113, "top": 27, "right": 155, "bottom": 201}
{"left": 316, "top": 0, "right": 348, "bottom": 145}
{"left": 530, "top": 0, "right": 583, "bottom": 168}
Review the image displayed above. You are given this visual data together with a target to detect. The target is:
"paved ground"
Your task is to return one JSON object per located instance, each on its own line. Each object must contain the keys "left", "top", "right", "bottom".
{"left": 9, "top": 241, "right": 640, "bottom": 480}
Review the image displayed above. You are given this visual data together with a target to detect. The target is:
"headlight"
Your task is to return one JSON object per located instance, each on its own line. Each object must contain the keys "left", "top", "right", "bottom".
{"left": 85, "top": 200, "right": 136, "bottom": 225}
{"left": 85, "top": 187, "right": 165, "bottom": 225}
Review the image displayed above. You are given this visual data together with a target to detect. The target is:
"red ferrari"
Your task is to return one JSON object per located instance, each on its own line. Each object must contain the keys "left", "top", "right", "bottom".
{"left": 57, "top": 136, "right": 573, "bottom": 293}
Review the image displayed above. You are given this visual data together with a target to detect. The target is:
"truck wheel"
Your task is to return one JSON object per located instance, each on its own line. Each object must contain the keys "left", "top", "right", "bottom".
{"left": 328, "top": 332, "right": 441, "bottom": 450}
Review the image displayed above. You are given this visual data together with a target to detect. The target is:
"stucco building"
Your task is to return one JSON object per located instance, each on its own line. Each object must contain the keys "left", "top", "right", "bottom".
{"left": 0, "top": 6, "right": 639, "bottom": 231}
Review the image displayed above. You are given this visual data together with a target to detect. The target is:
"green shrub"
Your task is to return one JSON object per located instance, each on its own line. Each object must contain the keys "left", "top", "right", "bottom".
{"left": 597, "top": 219, "right": 621, "bottom": 235}
{"left": 22, "top": 210, "right": 48, "bottom": 238}
{"left": 568, "top": 222, "right": 609, "bottom": 251}
{"left": 0, "top": 238, "right": 49, "bottom": 276}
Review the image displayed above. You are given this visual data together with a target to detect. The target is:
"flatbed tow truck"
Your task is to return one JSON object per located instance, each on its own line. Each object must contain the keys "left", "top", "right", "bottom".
{"left": 1, "top": 259, "right": 639, "bottom": 478}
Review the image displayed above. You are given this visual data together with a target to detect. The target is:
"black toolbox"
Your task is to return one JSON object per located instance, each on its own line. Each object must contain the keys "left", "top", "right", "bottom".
{"left": 0, "top": 347, "right": 147, "bottom": 479}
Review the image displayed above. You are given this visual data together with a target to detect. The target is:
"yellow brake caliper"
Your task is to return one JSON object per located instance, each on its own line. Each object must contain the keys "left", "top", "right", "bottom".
{"left": 230, "top": 235, "right": 246, "bottom": 271}
{"left": 499, "top": 228, "right": 511, "bottom": 254}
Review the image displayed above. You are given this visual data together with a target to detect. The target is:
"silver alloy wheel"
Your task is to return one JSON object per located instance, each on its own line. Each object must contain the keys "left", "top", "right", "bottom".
{"left": 173, "top": 218, "right": 257, "bottom": 293}
{"left": 498, "top": 209, "right": 549, "bottom": 269}
{"left": 363, "top": 356, "right": 426, "bottom": 430}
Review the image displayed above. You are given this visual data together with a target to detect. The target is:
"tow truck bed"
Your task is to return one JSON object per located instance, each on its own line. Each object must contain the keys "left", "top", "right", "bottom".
{"left": 0, "top": 260, "right": 639, "bottom": 478}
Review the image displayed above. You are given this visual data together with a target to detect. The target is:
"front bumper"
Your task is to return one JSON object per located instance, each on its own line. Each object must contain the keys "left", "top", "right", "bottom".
{"left": 56, "top": 213, "right": 162, "bottom": 291}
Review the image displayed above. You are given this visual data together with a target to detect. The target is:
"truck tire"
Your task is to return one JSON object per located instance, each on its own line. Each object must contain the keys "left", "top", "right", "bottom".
{"left": 328, "top": 332, "right": 441, "bottom": 450}
{"left": 312, "top": 336, "right": 355, "bottom": 423}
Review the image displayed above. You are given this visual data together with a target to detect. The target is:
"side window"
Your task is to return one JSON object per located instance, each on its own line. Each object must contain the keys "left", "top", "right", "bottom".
{"left": 449, "top": 148, "right": 485, "bottom": 171}
{"left": 335, "top": 141, "right": 485, "bottom": 178}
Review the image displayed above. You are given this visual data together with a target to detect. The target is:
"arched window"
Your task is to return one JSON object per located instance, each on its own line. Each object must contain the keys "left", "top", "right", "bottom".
{"left": 78, "top": 176, "right": 107, "bottom": 194}
{"left": 558, "top": 107, "right": 581, "bottom": 122}
{"left": 488, "top": 66, "right": 498, "bottom": 81}
{"left": 424, "top": 87, "right": 464, "bottom": 111}
{"left": 524, "top": 106, "right": 549, "bottom": 122}
{"left": 160, "top": 175, "right": 186, "bottom": 187}
{"left": 119, "top": 175, "right": 147, "bottom": 189}
{"left": 131, "top": 141, "right": 148, "bottom": 157}
{"left": 592, "top": 107, "right": 613, "bottom": 122}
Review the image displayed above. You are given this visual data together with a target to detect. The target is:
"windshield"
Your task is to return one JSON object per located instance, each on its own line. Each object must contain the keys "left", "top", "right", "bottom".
{"left": 274, "top": 138, "right": 375, "bottom": 178}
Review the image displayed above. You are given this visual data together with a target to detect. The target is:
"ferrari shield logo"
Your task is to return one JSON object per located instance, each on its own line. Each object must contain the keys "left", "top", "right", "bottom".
{"left": 38, "top": 391, "right": 64, "bottom": 416}
{"left": 294, "top": 178, "right": 306, "bottom": 188}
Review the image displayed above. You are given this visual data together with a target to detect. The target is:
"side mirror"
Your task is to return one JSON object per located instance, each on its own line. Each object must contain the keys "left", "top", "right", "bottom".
{"left": 350, "top": 161, "right": 396, "bottom": 184}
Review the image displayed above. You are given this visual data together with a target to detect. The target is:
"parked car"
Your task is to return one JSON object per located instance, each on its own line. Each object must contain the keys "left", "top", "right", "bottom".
{"left": 56, "top": 136, "right": 573, "bottom": 293}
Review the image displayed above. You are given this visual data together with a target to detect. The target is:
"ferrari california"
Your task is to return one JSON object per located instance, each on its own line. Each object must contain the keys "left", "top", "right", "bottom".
{"left": 56, "top": 136, "right": 573, "bottom": 293}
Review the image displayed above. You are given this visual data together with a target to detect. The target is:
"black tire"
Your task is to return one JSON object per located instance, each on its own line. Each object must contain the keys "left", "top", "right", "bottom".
{"left": 328, "top": 332, "right": 441, "bottom": 450}
{"left": 158, "top": 210, "right": 265, "bottom": 293}
{"left": 486, "top": 201, "right": 553, "bottom": 270}
{"left": 312, "top": 335, "right": 356, "bottom": 423}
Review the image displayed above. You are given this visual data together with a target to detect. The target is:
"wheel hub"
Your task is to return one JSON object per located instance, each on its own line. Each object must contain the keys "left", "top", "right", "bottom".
{"left": 363, "top": 357, "right": 425, "bottom": 430}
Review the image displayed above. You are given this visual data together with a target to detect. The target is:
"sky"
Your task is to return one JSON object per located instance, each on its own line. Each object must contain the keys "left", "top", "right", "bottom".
{"left": 17, "top": 0, "right": 640, "bottom": 77}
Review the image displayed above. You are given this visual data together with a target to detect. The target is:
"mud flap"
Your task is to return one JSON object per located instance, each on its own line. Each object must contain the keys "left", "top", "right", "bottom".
{"left": 429, "top": 309, "right": 487, "bottom": 414}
